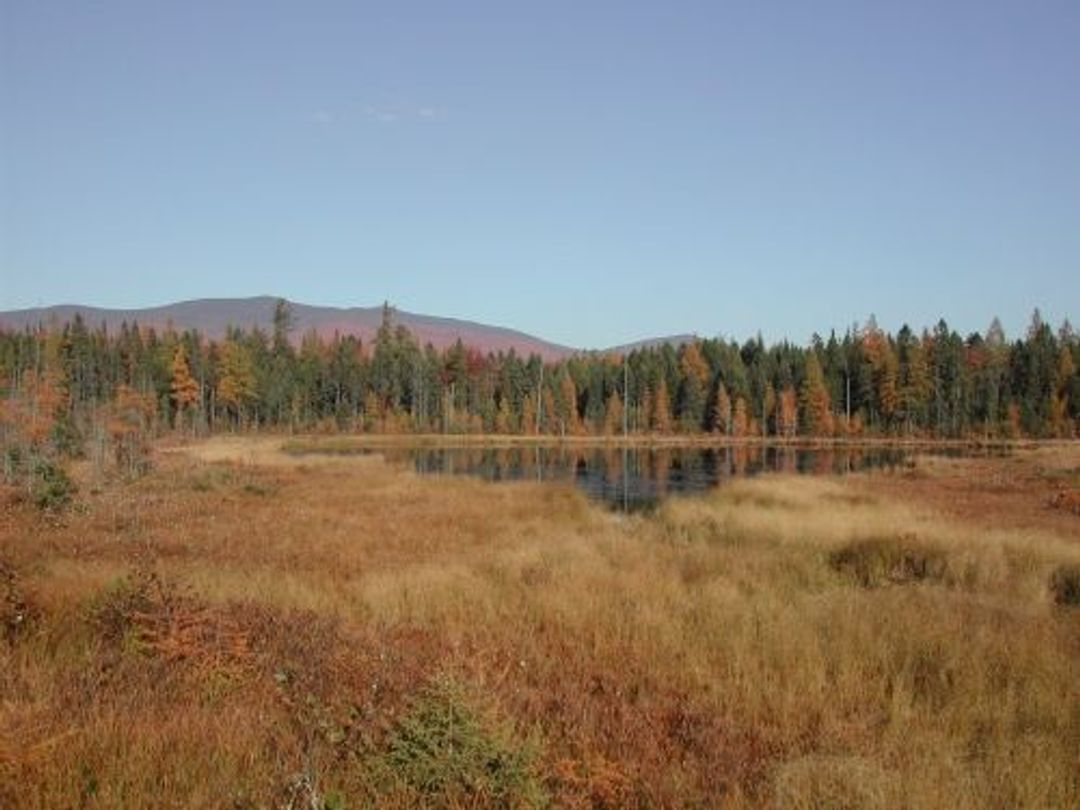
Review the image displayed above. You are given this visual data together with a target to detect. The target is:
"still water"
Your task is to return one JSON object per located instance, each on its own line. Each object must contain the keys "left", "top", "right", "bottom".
{"left": 298, "top": 444, "right": 986, "bottom": 510}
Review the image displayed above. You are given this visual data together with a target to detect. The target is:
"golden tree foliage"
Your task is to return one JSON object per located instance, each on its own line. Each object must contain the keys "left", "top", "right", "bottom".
{"left": 541, "top": 388, "right": 556, "bottom": 435}
{"left": 603, "top": 392, "right": 624, "bottom": 436}
{"left": 216, "top": 340, "right": 256, "bottom": 421}
{"left": 800, "top": 354, "right": 833, "bottom": 437}
{"left": 776, "top": 386, "right": 798, "bottom": 438}
{"left": 170, "top": 346, "right": 199, "bottom": 418}
{"left": 731, "top": 398, "right": 748, "bottom": 437}
{"left": 651, "top": 379, "right": 672, "bottom": 434}
{"left": 495, "top": 396, "right": 513, "bottom": 435}
{"left": 0, "top": 372, "right": 65, "bottom": 447}
{"left": 558, "top": 373, "right": 580, "bottom": 435}
{"left": 760, "top": 382, "right": 776, "bottom": 438}
{"left": 712, "top": 381, "right": 731, "bottom": 435}
{"left": 521, "top": 395, "right": 537, "bottom": 435}
{"left": 678, "top": 341, "right": 709, "bottom": 388}
{"left": 862, "top": 322, "right": 899, "bottom": 423}
{"left": 109, "top": 384, "right": 155, "bottom": 474}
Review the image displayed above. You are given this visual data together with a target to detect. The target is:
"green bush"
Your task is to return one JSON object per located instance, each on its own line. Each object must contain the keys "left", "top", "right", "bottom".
{"left": 373, "top": 675, "right": 547, "bottom": 807}
{"left": 30, "top": 457, "right": 77, "bottom": 512}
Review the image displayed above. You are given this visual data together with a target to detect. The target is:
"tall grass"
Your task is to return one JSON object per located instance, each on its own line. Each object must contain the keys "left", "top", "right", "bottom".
{"left": 1, "top": 443, "right": 1077, "bottom": 807}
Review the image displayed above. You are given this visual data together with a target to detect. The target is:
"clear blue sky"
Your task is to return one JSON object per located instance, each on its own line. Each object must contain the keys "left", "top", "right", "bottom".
{"left": 2, "top": 1, "right": 1078, "bottom": 347}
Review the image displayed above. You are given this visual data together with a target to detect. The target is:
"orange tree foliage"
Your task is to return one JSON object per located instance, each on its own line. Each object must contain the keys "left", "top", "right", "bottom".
{"left": 1, "top": 302, "right": 1076, "bottom": 440}
{"left": 800, "top": 354, "right": 833, "bottom": 437}
{"left": 711, "top": 381, "right": 731, "bottom": 436}
{"left": 731, "top": 398, "right": 749, "bottom": 438}
{"left": 215, "top": 340, "right": 256, "bottom": 425}
{"left": 109, "top": 385, "right": 155, "bottom": 475}
{"left": 603, "top": 391, "right": 623, "bottom": 436}
{"left": 169, "top": 345, "right": 199, "bottom": 423}
{"left": 776, "top": 386, "right": 798, "bottom": 438}
{"left": 651, "top": 379, "right": 672, "bottom": 434}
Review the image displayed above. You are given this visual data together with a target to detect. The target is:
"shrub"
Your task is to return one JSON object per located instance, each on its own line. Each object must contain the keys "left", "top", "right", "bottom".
{"left": 30, "top": 457, "right": 77, "bottom": 513}
{"left": 372, "top": 675, "right": 547, "bottom": 807}
{"left": 829, "top": 535, "right": 948, "bottom": 588}
{"left": 1049, "top": 564, "right": 1080, "bottom": 607}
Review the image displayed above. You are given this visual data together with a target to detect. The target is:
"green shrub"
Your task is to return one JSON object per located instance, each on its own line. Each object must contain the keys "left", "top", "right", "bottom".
{"left": 30, "top": 457, "right": 77, "bottom": 513}
{"left": 372, "top": 675, "right": 547, "bottom": 807}
{"left": 829, "top": 536, "right": 948, "bottom": 588}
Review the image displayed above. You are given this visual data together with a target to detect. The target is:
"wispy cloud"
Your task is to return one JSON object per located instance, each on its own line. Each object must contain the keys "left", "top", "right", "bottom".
{"left": 307, "top": 103, "right": 442, "bottom": 129}
{"left": 365, "top": 106, "right": 399, "bottom": 124}
{"left": 363, "top": 103, "right": 441, "bottom": 125}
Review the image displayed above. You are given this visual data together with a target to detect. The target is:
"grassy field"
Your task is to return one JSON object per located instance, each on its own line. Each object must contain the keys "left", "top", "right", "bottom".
{"left": 1, "top": 439, "right": 1078, "bottom": 808}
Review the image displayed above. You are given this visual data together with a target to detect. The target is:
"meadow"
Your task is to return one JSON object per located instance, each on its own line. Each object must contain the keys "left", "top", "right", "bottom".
{"left": 1, "top": 439, "right": 1077, "bottom": 808}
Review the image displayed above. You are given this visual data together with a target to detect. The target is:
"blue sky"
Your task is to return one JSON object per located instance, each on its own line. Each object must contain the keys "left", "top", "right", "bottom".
{"left": 2, "top": 1, "right": 1078, "bottom": 347}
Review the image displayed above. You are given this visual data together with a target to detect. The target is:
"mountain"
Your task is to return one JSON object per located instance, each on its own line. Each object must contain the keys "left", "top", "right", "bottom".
{"left": 0, "top": 297, "right": 702, "bottom": 360}
{"left": 0, "top": 297, "right": 585, "bottom": 360}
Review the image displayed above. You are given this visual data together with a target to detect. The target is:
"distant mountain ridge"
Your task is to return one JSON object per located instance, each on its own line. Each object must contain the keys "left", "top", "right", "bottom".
{"left": 0, "top": 297, "right": 691, "bottom": 360}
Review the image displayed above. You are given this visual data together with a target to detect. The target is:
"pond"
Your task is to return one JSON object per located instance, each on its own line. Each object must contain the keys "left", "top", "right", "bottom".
{"left": 291, "top": 443, "right": 1004, "bottom": 510}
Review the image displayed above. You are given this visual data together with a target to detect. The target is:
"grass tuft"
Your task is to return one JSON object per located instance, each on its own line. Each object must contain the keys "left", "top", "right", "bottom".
{"left": 1049, "top": 564, "right": 1080, "bottom": 606}
{"left": 828, "top": 535, "right": 949, "bottom": 588}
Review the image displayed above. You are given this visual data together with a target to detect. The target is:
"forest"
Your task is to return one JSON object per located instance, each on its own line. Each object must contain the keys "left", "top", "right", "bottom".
{"left": 1, "top": 302, "right": 1077, "bottom": 470}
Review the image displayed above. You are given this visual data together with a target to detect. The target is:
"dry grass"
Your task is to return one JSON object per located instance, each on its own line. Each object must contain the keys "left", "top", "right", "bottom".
{"left": 1, "top": 440, "right": 1078, "bottom": 807}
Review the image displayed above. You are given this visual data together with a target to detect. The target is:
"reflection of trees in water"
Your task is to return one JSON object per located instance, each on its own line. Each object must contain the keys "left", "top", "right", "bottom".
{"left": 601, "top": 448, "right": 623, "bottom": 485}
{"left": 732, "top": 445, "right": 749, "bottom": 476}
{"left": 850, "top": 448, "right": 866, "bottom": 471}
{"left": 494, "top": 447, "right": 511, "bottom": 477}
{"left": 652, "top": 448, "right": 671, "bottom": 494}
{"left": 520, "top": 447, "right": 536, "bottom": 479}
{"left": 779, "top": 447, "right": 797, "bottom": 474}
{"left": 810, "top": 449, "right": 834, "bottom": 475}
{"left": 399, "top": 444, "right": 925, "bottom": 508}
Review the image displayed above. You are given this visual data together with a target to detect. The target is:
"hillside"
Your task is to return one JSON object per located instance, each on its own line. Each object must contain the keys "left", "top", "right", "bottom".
{"left": 0, "top": 297, "right": 578, "bottom": 361}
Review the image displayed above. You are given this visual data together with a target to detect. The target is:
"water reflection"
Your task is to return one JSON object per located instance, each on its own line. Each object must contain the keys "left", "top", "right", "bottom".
{"left": 380, "top": 444, "right": 915, "bottom": 510}
{"left": 291, "top": 443, "right": 1006, "bottom": 510}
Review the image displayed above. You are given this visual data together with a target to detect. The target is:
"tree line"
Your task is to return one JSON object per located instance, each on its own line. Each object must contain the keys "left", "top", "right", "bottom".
{"left": 1, "top": 302, "right": 1077, "bottom": 459}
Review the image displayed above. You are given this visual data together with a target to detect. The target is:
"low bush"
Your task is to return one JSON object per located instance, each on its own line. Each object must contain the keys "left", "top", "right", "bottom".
{"left": 372, "top": 675, "right": 547, "bottom": 807}
{"left": 1049, "top": 564, "right": 1080, "bottom": 606}
{"left": 829, "top": 535, "right": 949, "bottom": 588}
{"left": 30, "top": 457, "right": 77, "bottom": 513}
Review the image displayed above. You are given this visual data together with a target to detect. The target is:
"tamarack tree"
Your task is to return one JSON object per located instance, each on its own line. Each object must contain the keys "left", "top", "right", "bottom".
{"left": 0, "top": 304, "right": 1075, "bottom": 444}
